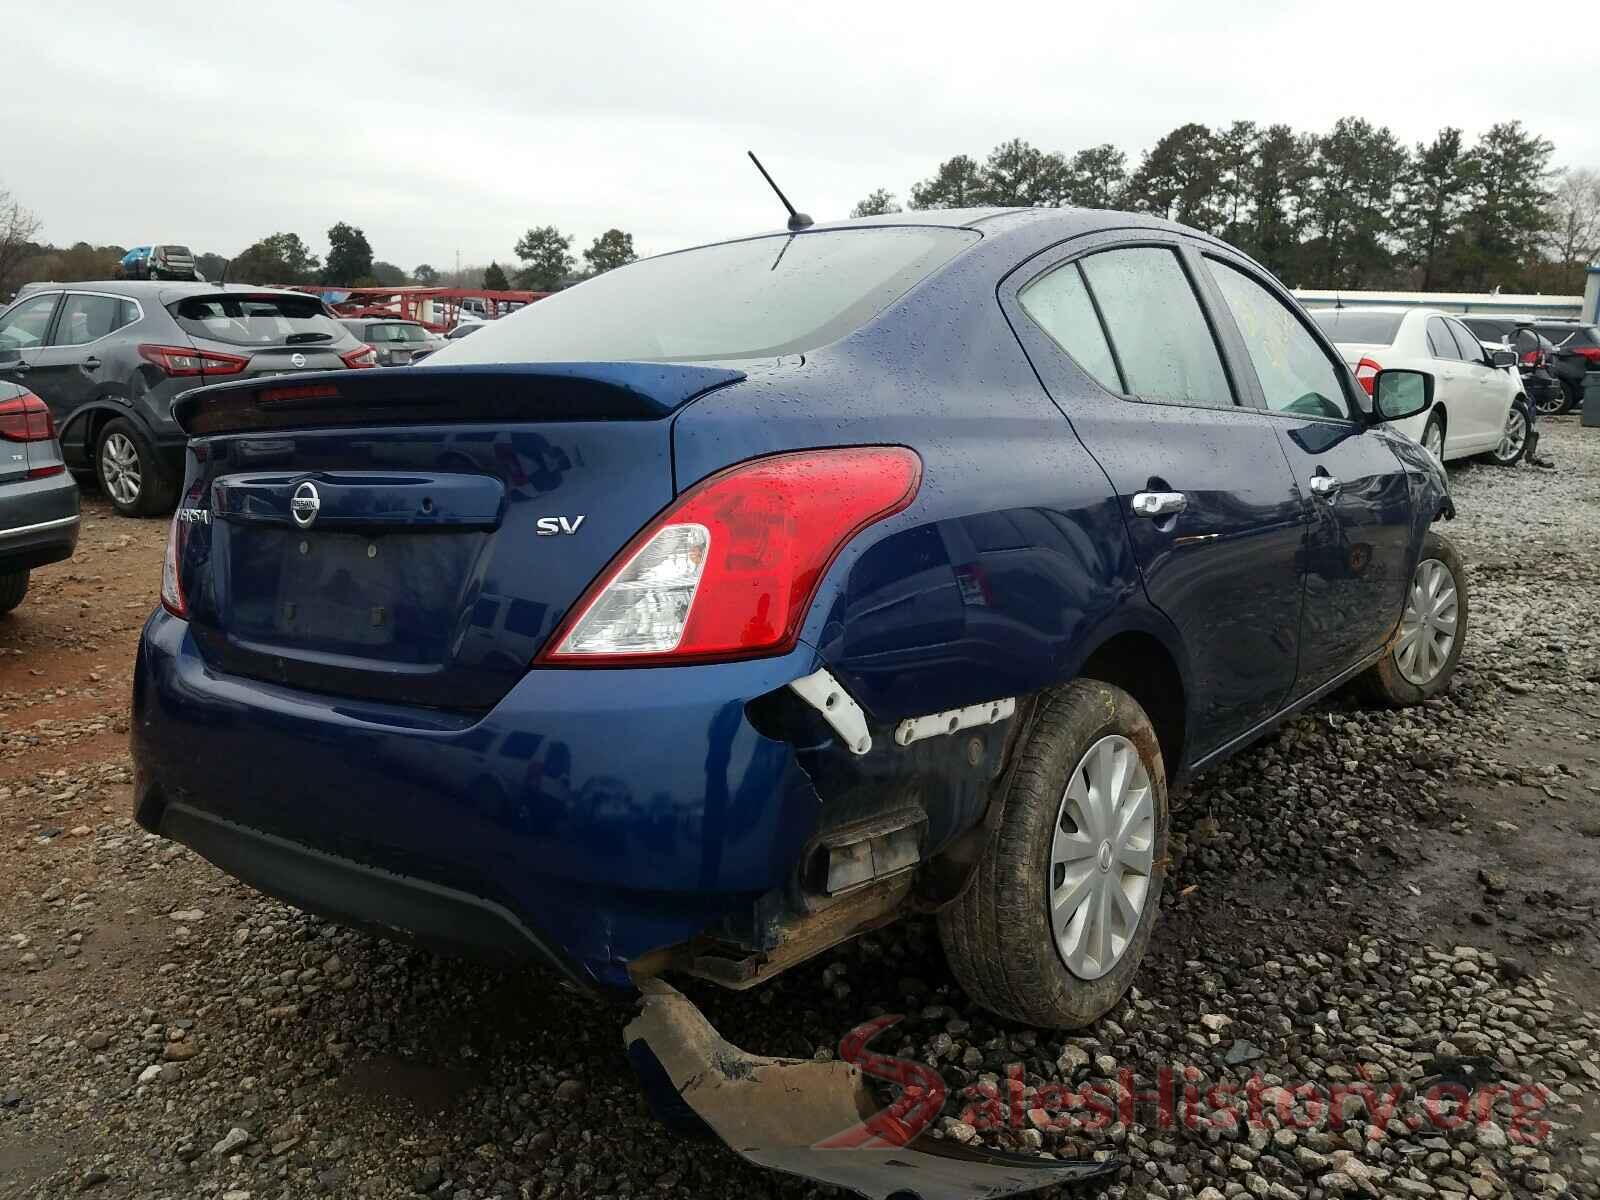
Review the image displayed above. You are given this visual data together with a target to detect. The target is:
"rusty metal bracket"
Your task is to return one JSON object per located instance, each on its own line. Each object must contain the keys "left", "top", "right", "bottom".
{"left": 624, "top": 977, "right": 1119, "bottom": 1199}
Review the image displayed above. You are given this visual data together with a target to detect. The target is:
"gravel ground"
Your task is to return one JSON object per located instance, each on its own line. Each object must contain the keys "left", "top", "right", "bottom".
{"left": 2, "top": 421, "right": 1599, "bottom": 1200}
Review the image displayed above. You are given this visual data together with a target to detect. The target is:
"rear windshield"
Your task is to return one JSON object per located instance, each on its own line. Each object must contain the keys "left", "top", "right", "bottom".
{"left": 1536, "top": 323, "right": 1600, "bottom": 348}
{"left": 433, "top": 226, "right": 980, "bottom": 364}
{"left": 366, "top": 322, "right": 430, "bottom": 343}
{"left": 1307, "top": 310, "right": 1405, "bottom": 345}
{"left": 173, "top": 295, "right": 343, "bottom": 346}
{"left": 1461, "top": 318, "right": 1512, "bottom": 340}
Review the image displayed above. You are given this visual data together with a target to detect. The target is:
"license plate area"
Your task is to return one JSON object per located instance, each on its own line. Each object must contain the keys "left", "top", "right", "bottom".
{"left": 276, "top": 532, "right": 399, "bottom": 646}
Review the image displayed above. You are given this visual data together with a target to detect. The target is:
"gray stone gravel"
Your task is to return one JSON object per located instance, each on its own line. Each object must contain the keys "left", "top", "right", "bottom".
{"left": 2, "top": 422, "right": 1599, "bottom": 1199}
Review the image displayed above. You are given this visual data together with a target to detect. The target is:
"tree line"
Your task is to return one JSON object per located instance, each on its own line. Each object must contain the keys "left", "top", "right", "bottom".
{"left": 0, "top": 195, "right": 641, "bottom": 298}
{"left": 852, "top": 119, "right": 1600, "bottom": 295}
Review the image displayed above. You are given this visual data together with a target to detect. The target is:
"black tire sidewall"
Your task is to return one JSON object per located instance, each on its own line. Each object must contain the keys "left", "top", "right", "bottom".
{"left": 0, "top": 570, "right": 28, "bottom": 614}
{"left": 97, "top": 418, "right": 173, "bottom": 517}
{"left": 1365, "top": 530, "right": 1467, "bottom": 707}
{"left": 941, "top": 680, "right": 1169, "bottom": 1028}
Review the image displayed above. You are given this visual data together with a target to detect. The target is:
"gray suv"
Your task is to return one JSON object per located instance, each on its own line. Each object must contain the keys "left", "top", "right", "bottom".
{"left": 0, "top": 283, "right": 376, "bottom": 516}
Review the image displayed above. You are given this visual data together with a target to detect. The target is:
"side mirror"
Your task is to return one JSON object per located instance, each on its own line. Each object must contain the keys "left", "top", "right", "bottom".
{"left": 1491, "top": 349, "right": 1518, "bottom": 368}
{"left": 1372, "top": 369, "right": 1432, "bottom": 423}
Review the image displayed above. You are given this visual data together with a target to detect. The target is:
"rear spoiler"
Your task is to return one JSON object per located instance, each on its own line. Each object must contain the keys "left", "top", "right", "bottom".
{"left": 173, "top": 362, "right": 747, "bottom": 437}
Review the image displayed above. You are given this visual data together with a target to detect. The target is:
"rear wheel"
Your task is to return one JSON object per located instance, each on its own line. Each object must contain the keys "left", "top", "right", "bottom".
{"left": 938, "top": 680, "right": 1168, "bottom": 1028}
{"left": 97, "top": 418, "right": 177, "bottom": 517}
{"left": 1482, "top": 401, "right": 1529, "bottom": 467}
{"left": 0, "top": 570, "right": 28, "bottom": 614}
{"left": 1535, "top": 386, "right": 1571, "bottom": 416}
{"left": 1420, "top": 410, "right": 1445, "bottom": 460}
{"left": 1361, "top": 531, "right": 1466, "bottom": 707}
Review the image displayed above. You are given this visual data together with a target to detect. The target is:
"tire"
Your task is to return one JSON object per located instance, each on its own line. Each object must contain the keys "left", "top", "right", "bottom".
{"left": 1420, "top": 410, "right": 1445, "bottom": 461}
{"left": 1481, "top": 400, "right": 1529, "bottom": 467}
{"left": 1360, "top": 530, "right": 1467, "bottom": 708}
{"left": 96, "top": 417, "right": 178, "bottom": 517}
{"left": 1535, "top": 385, "right": 1571, "bottom": 417}
{"left": 0, "top": 570, "right": 27, "bottom": 614}
{"left": 938, "top": 680, "right": 1169, "bottom": 1029}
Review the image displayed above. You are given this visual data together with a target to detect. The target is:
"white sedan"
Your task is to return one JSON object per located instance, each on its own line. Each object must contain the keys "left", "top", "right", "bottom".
{"left": 1309, "top": 307, "right": 1528, "bottom": 466}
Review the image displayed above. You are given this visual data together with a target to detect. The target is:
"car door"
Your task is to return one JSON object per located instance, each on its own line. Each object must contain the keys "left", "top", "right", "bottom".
{"left": 0, "top": 292, "right": 63, "bottom": 392}
{"left": 1423, "top": 314, "right": 1478, "bottom": 449}
{"left": 31, "top": 292, "right": 139, "bottom": 428}
{"left": 1196, "top": 252, "right": 1414, "bottom": 693}
{"left": 1445, "top": 317, "right": 1506, "bottom": 445}
{"left": 1003, "top": 236, "right": 1306, "bottom": 757}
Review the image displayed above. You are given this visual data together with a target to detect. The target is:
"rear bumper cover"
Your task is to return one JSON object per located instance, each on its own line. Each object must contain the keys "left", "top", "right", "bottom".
{"left": 131, "top": 610, "right": 825, "bottom": 993}
{"left": 0, "top": 472, "right": 80, "bottom": 573}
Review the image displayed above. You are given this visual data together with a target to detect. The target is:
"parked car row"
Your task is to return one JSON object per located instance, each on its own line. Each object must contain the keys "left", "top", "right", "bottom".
{"left": 1460, "top": 316, "right": 1596, "bottom": 415}
{"left": 0, "top": 282, "right": 377, "bottom": 516}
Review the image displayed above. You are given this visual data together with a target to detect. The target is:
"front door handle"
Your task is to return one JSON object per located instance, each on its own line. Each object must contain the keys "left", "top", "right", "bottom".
{"left": 1309, "top": 474, "right": 1342, "bottom": 499}
{"left": 82, "top": 356, "right": 101, "bottom": 370}
{"left": 1131, "top": 491, "right": 1187, "bottom": 517}
{"left": 2, "top": 360, "right": 28, "bottom": 373}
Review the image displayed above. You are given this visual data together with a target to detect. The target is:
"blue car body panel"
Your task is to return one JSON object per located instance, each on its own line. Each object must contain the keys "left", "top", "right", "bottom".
{"left": 130, "top": 207, "right": 1450, "bottom": 994}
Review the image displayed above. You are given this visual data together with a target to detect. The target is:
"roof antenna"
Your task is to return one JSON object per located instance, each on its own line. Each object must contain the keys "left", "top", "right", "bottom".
{"left": 218, "top": 257, "right": 231, "bottom": 288}
{"left": 747, "top": 151, "right": 813, "bottom": 232}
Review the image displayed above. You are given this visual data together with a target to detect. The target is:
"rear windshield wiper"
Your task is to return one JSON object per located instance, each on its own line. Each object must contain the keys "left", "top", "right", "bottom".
{"left": 285, "top": 332, "right": 333, "bottom": 344}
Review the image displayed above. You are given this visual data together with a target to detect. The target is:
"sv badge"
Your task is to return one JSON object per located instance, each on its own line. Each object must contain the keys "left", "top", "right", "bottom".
{"left": 536, "top": 515, "right": 586, "bottom": 536}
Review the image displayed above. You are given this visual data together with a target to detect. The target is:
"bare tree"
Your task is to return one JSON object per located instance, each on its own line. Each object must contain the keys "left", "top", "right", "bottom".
{"left": 1544, "top": 167, "right": 1600, "bottom": 266}
{"left": 0, "top": 187, "right": 43, "bottom": 299}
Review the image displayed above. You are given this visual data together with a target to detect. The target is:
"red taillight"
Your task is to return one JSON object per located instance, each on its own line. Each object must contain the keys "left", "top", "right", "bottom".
{"left": 161, "top": 511, "right": 188, "bottom": 618}
{"left": 1577, "top": 346, "right": 1600, "bottom": 364}
{"left": 138, "top": 344, "right": 248, "bottom": 377}
{"left": 341, "top": 345, "right": 378, "bottom": 369}
{"left": 258, "top": 382, "right": 341, "bottom": 404}
{"left": 1353, "top": 357, "right": 1382, "bottom": 397}
{"left": 538, "top": 447, "right": 923, "bottom": 666}
{"left": 0, "top": 391, "right": 54, "bottom": 442}
{"left": 26, "top": 465, "right": 64, "bottom": 479}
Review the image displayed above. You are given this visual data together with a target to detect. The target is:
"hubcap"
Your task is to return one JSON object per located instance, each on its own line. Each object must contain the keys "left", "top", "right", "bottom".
{"left": 1496, "top": 408, "right": 1527, "bottom": 460}
{"left": 1049, "top": 734, "right": 1155, "bottom": 981}
{"left": 100, "top": 433, "right": 142, "bottom": 506}
{"left": 1536, "top": 393, "right": 1563, "bottom": 416}
{"left": 1422, "top": 420, "right": 1444, "bottom": 459}
{"left": 1395, "top": 558, "right": 1458, "bottom": 685}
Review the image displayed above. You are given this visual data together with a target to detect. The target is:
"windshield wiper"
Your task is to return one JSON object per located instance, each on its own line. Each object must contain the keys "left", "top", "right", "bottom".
{"left": 285, "top": 332, "right": 333, "bottom": 344}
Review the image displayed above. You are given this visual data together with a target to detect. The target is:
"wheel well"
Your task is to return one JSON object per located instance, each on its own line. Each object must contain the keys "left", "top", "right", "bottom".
{"left": 1077, "top": 632, "right": 1187, "bottom": 778}
{"left": 1429, "top": 404, "right": 1446, "bottom": 433}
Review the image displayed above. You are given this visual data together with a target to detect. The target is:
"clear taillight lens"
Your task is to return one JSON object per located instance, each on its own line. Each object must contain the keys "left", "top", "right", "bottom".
{"left": 557, "top": 523, "right": 710, "bottom": 656}
{"left": 160, "top": 513, "right": 187, "bottom": 618}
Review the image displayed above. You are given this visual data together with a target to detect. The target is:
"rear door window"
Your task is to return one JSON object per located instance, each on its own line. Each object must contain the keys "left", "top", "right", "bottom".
{"left": 369, "top": 323, "right": 429, "bottom": 344}
{"left": 1204, "top": 258, "right": 1351, "bottom": 420}
{"left": 1075, "top": 247, "right": 1235, "bottom": 408}
{"left": 1018, "top": 263, "right": 1122, "bottom": 393}
{"left": 0, "top": 294, "right": 61, "bottom": 351}
{"left": 172, "top": 294, "right": 342, "bottom": 347}
{"left": 1426, "top": 317, "right": 1462, "bottom": 359}
{"left": 1446, "top": 319, "right": 1484, "bottom": 363}
{"left": 50, "top": 293, "right": 138, "bottom": 346}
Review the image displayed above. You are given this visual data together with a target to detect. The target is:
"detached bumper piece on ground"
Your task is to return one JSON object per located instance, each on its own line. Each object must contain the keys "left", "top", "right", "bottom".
{"left": 625, "top": 978, "right": 1119, "bottom": 1200}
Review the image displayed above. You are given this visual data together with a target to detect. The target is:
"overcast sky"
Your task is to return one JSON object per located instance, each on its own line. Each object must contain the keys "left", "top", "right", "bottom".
{"left": 9, "top": 0, "right": 1594, "bottom": 272}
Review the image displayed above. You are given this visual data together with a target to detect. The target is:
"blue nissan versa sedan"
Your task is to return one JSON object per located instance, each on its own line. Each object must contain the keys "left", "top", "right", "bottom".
{"left": 132, "top": 208, "right": 1460, "bottom": 1035}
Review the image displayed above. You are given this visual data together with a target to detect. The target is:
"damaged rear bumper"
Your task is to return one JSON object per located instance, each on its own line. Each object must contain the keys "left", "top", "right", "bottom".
{"left": 624, "top": 977, "right": 1119, "bottom": 1199}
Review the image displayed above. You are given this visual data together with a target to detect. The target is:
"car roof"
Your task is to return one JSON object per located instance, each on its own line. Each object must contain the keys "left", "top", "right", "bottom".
{"left": 15, "top": 280, "right": 308, "bottom": 300}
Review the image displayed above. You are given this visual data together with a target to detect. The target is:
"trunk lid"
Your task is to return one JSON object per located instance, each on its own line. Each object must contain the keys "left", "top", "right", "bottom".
{"left": 172, "top": 362, "right": 743, "bottom": 710}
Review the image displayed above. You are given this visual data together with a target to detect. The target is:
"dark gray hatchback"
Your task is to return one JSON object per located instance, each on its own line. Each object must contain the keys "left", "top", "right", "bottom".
{"left": 0, "top": 379, "right": 78, "bottom": 614}
{"left": 0, "top": 283, "right": 377, "bottom": 516}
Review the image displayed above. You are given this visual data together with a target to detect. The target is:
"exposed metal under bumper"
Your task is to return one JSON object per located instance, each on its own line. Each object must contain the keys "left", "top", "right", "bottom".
{"left": 624, "top": 977, "right": 1119, "bottom": 1199}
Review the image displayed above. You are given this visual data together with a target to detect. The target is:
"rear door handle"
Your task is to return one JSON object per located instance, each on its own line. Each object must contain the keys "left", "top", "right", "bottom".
{"left": 1309, "top": 474, "right": 1341, "bottom": 498}
{"left": 1131, "top": 491, "right": 1187, "bottom": 517}
{"left": 82, "top": 356, "right": 101, "bottom": 370}
{"left": 3, "top": 361, "right": 28, "bottom": 373}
